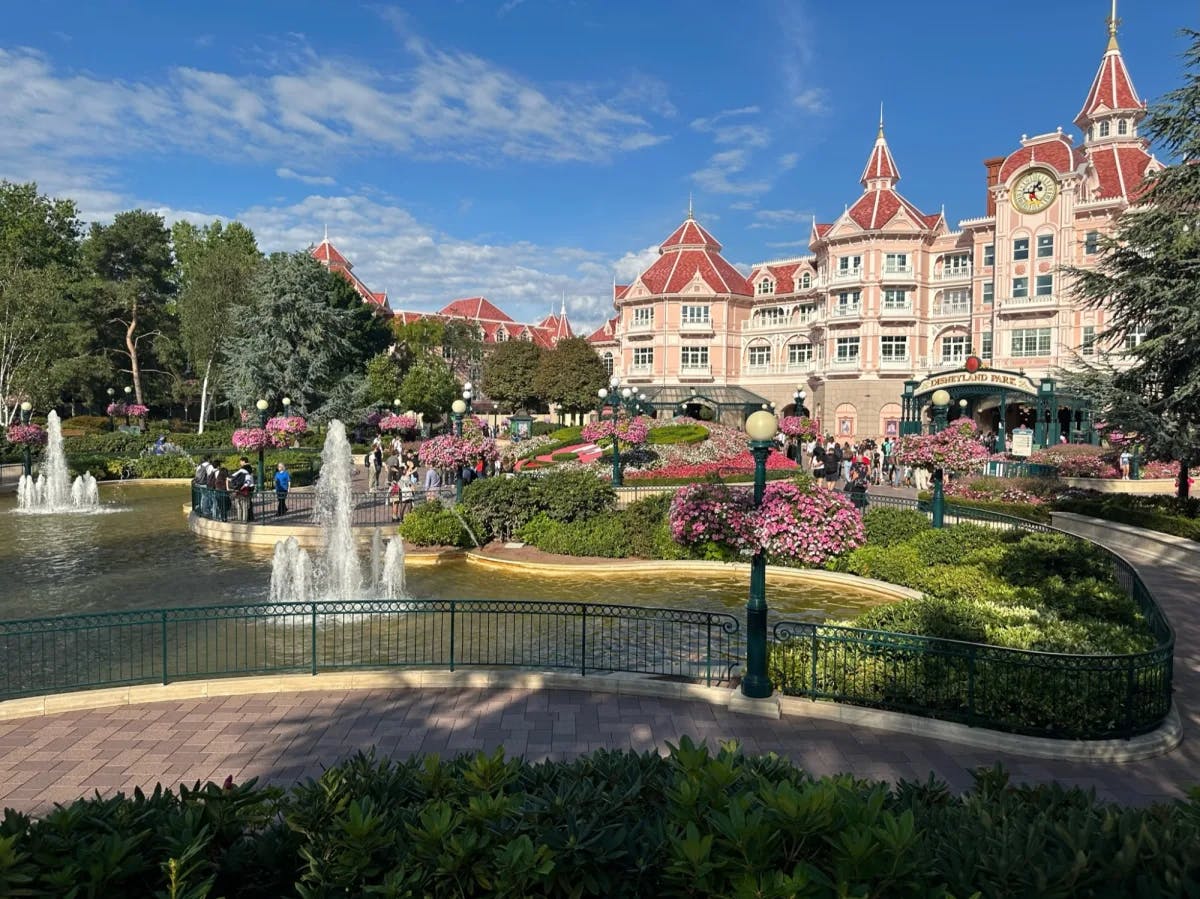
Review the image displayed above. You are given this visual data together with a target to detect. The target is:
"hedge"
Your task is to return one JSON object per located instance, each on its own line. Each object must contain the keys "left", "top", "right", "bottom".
{"left": 3, "top": 743, "right": 1198, "bottom": 898}
{"left": 397, "top": 500, "right": 474, "bottom": 547}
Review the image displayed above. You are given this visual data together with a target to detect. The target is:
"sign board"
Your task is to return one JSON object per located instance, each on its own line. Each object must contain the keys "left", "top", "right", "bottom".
{"left": 1010, "top": 427, "right": 1034, "bottom": 457}
{"left": 913, "top": 369, "right": 1038, "bottom": 397}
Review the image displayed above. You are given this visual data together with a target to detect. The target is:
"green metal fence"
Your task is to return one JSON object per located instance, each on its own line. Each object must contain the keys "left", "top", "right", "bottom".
{"left": 772, "top": 495, "right": 1175, "bottom": 739}
{"left": 0, "top": 600, "right": 742, "bottom": 700}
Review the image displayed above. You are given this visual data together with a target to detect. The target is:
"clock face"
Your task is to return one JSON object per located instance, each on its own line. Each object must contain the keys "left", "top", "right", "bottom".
{"left": 1012, "top": 168, "right": 1059, "bottom": 214}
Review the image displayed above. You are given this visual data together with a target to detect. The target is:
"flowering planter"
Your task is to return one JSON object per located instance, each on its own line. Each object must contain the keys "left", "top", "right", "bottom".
{"left": 5, "top": 423, "right": 47, "bottom": 447}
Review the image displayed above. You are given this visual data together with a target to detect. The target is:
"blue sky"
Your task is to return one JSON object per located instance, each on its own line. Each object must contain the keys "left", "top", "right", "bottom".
{"left": 0, "top": 0, "right": 1194, "bottom": 330}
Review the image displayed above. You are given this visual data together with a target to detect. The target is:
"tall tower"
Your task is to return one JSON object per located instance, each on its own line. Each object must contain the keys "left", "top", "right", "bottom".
{"left": 1074, "top": 0, "right": 1146, "bottom": 145}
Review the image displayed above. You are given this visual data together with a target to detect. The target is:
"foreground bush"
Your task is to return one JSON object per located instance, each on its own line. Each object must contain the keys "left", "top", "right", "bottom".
{"left": 3, "top": 743, "right": 1198, "bottom": 898}
{"left": 398, "top": 500, "right": 474, "bottom": 547}
{"left": 461, "top": 470, "right": 615, "bottom": 542}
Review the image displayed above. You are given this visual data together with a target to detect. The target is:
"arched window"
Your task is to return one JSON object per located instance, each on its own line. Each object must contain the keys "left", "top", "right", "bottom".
{"left": 757, "top": 277, "right": 775, "bottom": 296}
{"left": 800, "top": 272, "right": 812, "bottom": 289}
{"left": 1118, "top": 119, "right": 1128, "bottom": 135}
{"left": 602, "top": 352, "right": 614, "bottom": 375}
{"left": 1099, "top": 121, "right": 1110, "bottom": 137}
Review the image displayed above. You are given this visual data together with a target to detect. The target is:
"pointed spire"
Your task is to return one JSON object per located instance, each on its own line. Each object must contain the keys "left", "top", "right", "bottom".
{"left": 560, "top": 291, "right": 566, "bottom": 317}
{"left": 1106, "top": 0, "right": 1120, "bottom": 50}
{"left": 860, "top": 112, "right": 900, "bottom": 189}
{"left": 687, "top": 192, "right": 694, "bottom": 219}
{"left": 1075, "top": 0, "right": 1143, "bottom": 133}
{"left": 323, "top": 223, "right": 328, "bottom": 243}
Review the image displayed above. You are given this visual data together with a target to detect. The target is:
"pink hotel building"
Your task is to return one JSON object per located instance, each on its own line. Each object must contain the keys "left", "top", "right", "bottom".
{"left": 587, "top": 19, "right": 1159, "bottom": 440}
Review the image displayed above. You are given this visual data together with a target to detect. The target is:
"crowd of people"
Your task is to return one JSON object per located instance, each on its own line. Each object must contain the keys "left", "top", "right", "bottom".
{"left": 796, "top": 436, "right": 937, "bottom": 492}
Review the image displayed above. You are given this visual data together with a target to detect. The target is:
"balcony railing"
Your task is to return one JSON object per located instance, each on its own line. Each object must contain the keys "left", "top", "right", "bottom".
{"left": 747, "top": 317, "right": 790, "bottom": 331}
{"left": 832, "top": 268, "right": 863, "bottom": 283}
{"left": 932, "top": 304, "right": 972, "bottom": 317}
{"left": 880, "top": 357, "right": 913, "bottom": 369}
{"left": 679, "top": 365, "right": 711, "bottom": 377}
{"left": 831, "top": 304, "right": 862, "bottom": 317}
{"left": 934, "top": 264, "right": 972, "bottom": 281}
{"left": 629, "top": 363, "right": 653, "bottom": 374}
{"left": 1000, "top": 294, "right": 1058, "bottom": 314}
{"left": 830, "top": 356, "right": 861, "bottom": 367}
{"left": 879, "top": 302, "right": 913, "bottom": 316}
{"left": 785, "top": 360, "right": 816, "bottom": 373}
{"left": 628, "top": 320, "right": 655, "bottom": 332}
{"left": 680, "top": 319, "right": 713, "bottom": 331}
{"left": 880, "top": 265, "right": 914, "bottom": 282}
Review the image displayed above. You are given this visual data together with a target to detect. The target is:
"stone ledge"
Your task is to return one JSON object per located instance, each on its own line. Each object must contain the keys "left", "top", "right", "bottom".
{"left": 1062, "top": 477, "right": 1176, "bottom": 495}
{"left": 0, "top": 669, "right": 1179, "bottom": 762}
{"left": 1051, "top": 512, "right": 1200, "bottom": 567}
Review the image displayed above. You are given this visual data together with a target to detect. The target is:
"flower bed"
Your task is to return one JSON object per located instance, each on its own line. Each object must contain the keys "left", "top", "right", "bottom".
{"left": 581, "top": 415, "right": 650, "bottom": 445}
{"left": 627, "top": 449, "right": 795, "bottom": 481}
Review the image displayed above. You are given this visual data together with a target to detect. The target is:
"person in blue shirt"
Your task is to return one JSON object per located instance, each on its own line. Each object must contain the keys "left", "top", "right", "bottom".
{"left": 274, "top": 462, "right": 291, "bottom": 515}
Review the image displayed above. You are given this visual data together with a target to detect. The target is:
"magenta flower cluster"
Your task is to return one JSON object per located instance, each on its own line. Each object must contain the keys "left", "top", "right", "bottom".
{"left": 418, "top": 433, "right": 499, "bottom": 469}
{"left": 894, "top": 419, "right": 989, "bottom": 473}
{"left": 581, "top": 415, "right": 651, "bottom": 446}
{"left": 231, "top": 427, "right": 274, "bottom": 451}
{"left": 106, "top": 402, "right": 149, "bottom": 418}
{"left": 378, "top": 413, "right": 418, "bottom": 434}
{"left": 266, "top": 415, "right": 308, "bottom": 441}
{"left": 777, "top": 416, "right": 820, "bottom": 441}
{"left": 668, "top": 479, "right": 864, "bottom": 565}
{"left": 5, "top": 423, "right": 47, "bottom": 446}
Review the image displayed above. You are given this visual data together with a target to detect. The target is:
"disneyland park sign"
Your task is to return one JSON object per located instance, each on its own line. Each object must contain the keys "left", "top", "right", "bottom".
{"left": 913, "top": 368, "right": 1039, "bottom": 397}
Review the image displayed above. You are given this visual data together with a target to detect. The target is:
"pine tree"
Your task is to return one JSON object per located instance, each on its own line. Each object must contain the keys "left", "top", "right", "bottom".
{"left": 1066, "top": 30, "right": 1200, "bottom": 498}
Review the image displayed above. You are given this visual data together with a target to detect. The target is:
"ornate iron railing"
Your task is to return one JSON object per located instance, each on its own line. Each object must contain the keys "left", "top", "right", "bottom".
{"left": 771, "top": 495, "right": 1175, "bottom": 739}
{"left": 0, "top": 600, "right": 742, "bottom": 700}
{"left": 190, "top": 485, "right": 455, "bottom": 527}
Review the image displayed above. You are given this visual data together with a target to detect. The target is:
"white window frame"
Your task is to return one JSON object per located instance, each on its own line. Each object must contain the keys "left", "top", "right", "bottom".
{"left": 756, "top": 277, "right": 775, "bottom": 296}
{"left": 757, "top": 307, "right": 787, "bottom": 327}
{"left": 941, "top": 335, "right": 969, "bottom": 363}
{"left": 884, "top": 252, "right": 910, "bottom": 273}
{"left": 1081, "top": 326, "right": 1096, "bottom": 356}
{"left": 937, "top": 289, "right": 971, "bottom": 315}
{"left": 787, "top": 343, "right": 813, "bottom": 365}
{"left": 748, "top": 345, "right": 771, "bottom": 368}
{"left": 981, "top": 331, "right": 993, "bottom": 359}
{"left": 681, "top": 304, "right": 710, "bottom": 324}
{"left": 632, "top": 307, "right": 654, "bottom": 328}
{"left": 1035, "top": 275, "right": 1053, "bottom": 296}
{"left": 837, "top": 255, "right": 862, "bottom": 274}
{"left": 835, "top": 290, "right": 861, "bottom": 315}
{"left": 602, "top": 352, "right": 614, "bottom": 374}
{"left": 1085, "top": 231, "right": 1100, "bottom": 255}
{"left": 800, "top": 272, "right": 812, "bottom": 289}
{"left": 680, "top": 345, "right": 709, "bottom": 369}
{"left": 1124, "top": 324, "right": 1147, "bottom": 351}
{"left": 1099, "top": 121, "right": 1110, "bottom": 137}
{"left": 834, "top": 337, "right": 860, "bottom": 363}
{"left": 882, "top": 288, "right": 908, "bottom": 309}
{"left": 1012, "top": 277, "right": 1029, "bottom": 298}
{"left": 983, "top": 244, "right": 995, "bottom": 267}
{"left": 632, "top": 347, "right": 654, "bottom": 368}
{"left": 880, "top": 335, "right": 908, "bottom": 361}
{"left": 982, "top": 281, "right": 994, "bottom": 304}
{"left": 1013, "top": 238, "right": 1029, "bottom": 261}
{"left": 1011, "top": 328, "right": 1052, "bottom": 357}
{"left": 1037, "top": 234, "right": 1054, "bottom": 258}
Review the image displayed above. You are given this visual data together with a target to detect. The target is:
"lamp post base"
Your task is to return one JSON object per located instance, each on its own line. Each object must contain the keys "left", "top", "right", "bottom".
{"left": 728, "top": 689, "right": 781, "bottom": 719}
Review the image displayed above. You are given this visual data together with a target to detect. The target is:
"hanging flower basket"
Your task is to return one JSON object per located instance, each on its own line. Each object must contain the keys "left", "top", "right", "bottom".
{"left": 266, "top": 415, "right": 308, "bottom": 443}
{"left": 581, "top": 415, "right": 651, "bottom": 446}
{"left": 5, "top": 423, "right": 47, "bottom": 446}
{"left": 778, "top": 416, "right": 820, "bottom": 441}
{"left": 378, "top": 413, "right": 418, "bottom": 434}
{"left": 418, "top": 433, "right": 499, "bottom": 469}
{"left": 231, "top": 427, "right": 274, "bottom": 452}
{"left": 894, "top": 419, "right": 989, "bottom": 472}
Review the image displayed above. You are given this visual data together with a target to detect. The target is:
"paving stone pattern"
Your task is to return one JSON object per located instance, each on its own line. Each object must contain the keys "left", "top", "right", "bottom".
{"left": 2, "top": 507, "right": 1198, "bottom": 815}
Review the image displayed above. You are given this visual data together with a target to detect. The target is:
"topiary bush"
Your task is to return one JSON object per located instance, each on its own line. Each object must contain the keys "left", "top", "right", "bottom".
{"left": 862, "top": 507, "right": 929, "bottom": 547}
{"left": 124, "top": 453, "right": 197, "bottom": 479}
{"left": 398, "top": 501, "right": 472, "bottom": 547}
{"left": 550, "top": 451, "right": 579, "bottom": 462}
{"left": 646, "top": 423, "right": 709, "bottom": 445}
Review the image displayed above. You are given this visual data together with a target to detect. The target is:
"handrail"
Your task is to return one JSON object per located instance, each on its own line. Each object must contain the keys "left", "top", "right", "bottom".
{"left": 770, "top": 495, "right": 1175, "bottom": 739}
{"left": 0, "top": 599, "right": 742, "bottom": 700}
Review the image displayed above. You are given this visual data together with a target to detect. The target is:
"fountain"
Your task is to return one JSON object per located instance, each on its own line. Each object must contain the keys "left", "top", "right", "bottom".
{"left": 269, "top": 420, "right": 407, "bottom": 602}
{"left": 16, "top": 411, "right": 99, "bottom": 513}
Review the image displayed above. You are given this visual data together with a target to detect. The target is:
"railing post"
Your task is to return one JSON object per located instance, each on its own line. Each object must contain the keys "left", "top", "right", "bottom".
{"left": 809, "top": 627, "right": 819, "bottom": 699}
{"left": 931, "top": 468, "right": 945, "bottom": 529}
{"left": 705, "top": 614, "right": 712, "bottom": 687}
{"left": 449, "top": 601, "right": 456, "bottom": 672}
{"left": 580, "top": 604, "right": 587, "bottom": 677}
{"left": 161, "top": 610, "right": 169, "bottom": 685}
{"left": 1124, "top": 658, "right": 1136, "bottom": 738}
{"left": 311, "top": 603, "right": 318, "bottom": 676}
{"left": 966, "top": 645, "right": 976, "bottom": 727}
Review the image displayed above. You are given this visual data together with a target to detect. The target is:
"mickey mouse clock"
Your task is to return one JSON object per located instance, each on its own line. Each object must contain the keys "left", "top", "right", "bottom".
{"left": 1011, "top": 167, "right": 1059, "bottom": 214}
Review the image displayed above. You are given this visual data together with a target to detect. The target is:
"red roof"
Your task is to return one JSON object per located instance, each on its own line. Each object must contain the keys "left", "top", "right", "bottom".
{"left": 1076, "top": 41, "right": 1143, "bottom": 127}
{"left": 660, "top": 217, "right": 722, "bottom": 251}
{"left": 845, "top": 188, "right": 933, "bottom": 232}
{"left": 438, "top": 297, "right": 515, "bottom": 323}
{"left": 1090, "top": 144, "right": 1158, "bottom": 201}
{"left": 860, "top": 129, "right": 900, "bottom": 185}
{"left": 813, "top": 223, "right": 832, "bottom": 239}
{"left": 587, "top": 316, "right": 618, "bottom": 345}
{"left": 614, "top": 284, "right": 630, "bottom": 301}
{"left": 311, "top": 240, "right": 349, "bottom": 267}
{"left": 749, "top": 262, "right": 801, "bottom": 294}
{"left": 997, "top": 134, "right": 1083, "bottom": 184}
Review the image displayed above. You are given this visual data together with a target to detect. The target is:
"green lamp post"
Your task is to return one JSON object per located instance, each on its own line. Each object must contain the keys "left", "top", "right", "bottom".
{"left": 19, "top": 401, "right": 33, "bottom": 477}
{"left": 106, "top": 387, "right": 115, "bottom": 431}
{"left": 255, "top": 399, "right": 269, "bottom": 490}
{"left": 123, "top": 385, "right": 132, "bottom": 426}
{"left": 929, "top": 389, "right": 950, "bottom": 528}
{"left": 741, "top": 409, "right": 779, "bottom": 700}
{"left": 451, "top": 398, "right": 467, "bottom": 503}
{"left": 597, "top": 376, "right": 622, "bottom": 486}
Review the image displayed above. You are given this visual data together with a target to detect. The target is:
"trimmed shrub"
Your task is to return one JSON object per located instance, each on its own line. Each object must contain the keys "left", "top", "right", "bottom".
{"left": 862, "top": 507, "right": 929, "bottom": 547}
{"left": 550, "top": 451, "right": 579, "bottom": 462}
{"left": 646, "top": 423, "right": 709, "bottom": 445}
{"left": 124, "top": 453, "right": 197, "bottom": 479}
{"left": 460, "top": 477, "right": 540, "bottom": 542}
{"left": 621, "top": 493, "right": 674, "bottom": 558}
{"left": 907, "top": 524, "right": 1003, "bottom": 566}
{"left": 530, "top": 420, "right": 560, "bottom": 436}
{"left": 519, "top": 512, "right": 631, "bottom": 557}
{"left": 534, "top": 468, "right": 616, "bottom": 523}
{"left": 398, "top": 501, "right": 472, "bottom": 547}
{"left": 548, "top": 426, "right": 583, "bottom": 443}
{"left": 842, "top": 543, "right": 925, "bottom": 585}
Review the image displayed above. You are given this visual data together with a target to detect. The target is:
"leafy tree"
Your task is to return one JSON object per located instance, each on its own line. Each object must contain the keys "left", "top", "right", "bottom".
{"left": 392, "top": 317, "right": 445, "bottom": 356}
{"left": 442, "top": 319, "right": 485, "bottom": 384}
{"left": 221, "top": 252, "right": 359, "bottom": 418}
{"left": 364, "top": 352, "right": 404, "bottom": 406}
{"left": 83, "top": 210, "right": 178, "bottom": 405}
{"left": 325, "top": 272, "right": 393, "bottom": 362}
{"left": 0, "top": 182, "right": 82, "bottom": 425}
{"left": 482, "top": 341, "right": 544, "bottom": 412}
{"left": 396, "top": 356, "right": 460, "bottom": 420}
{"left": 172, "top": 221, "right": 261, "bottom": 433}
{"left": 534, "top": 337, "right": 608, "bottom": 416}
{"left": 1065, "top": 30, "right": 1200, "bottom": 498}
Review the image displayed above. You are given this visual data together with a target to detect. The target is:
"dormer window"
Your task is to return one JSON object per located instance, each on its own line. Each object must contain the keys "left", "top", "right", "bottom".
{"left": 1118, "top": 119, "right": 1128, "bottom": 135}
{"left": 757, "top": 277, "right": 775, "bottom": 296}
{"left": 1099, "top": 121, "right": 1110, "bottom": 138}
{"left": 800, "top": 272, "right": 812, "bottom": 289}
{"left": 496, "top": 328, "right": 508, "bottom": 342}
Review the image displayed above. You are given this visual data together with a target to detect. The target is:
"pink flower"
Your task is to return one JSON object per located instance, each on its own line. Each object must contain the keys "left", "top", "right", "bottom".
{"left": 5, "top": 423, "right": 47, "bottom": 446}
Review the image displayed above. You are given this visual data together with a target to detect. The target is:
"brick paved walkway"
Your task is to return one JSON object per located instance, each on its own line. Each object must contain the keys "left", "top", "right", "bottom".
{"left": 1, "top": 513, "right": 1196, "bottom": 816}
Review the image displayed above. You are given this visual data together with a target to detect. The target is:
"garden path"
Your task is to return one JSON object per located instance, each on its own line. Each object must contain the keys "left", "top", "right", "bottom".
{"left": 4, "top": 489, "right": 1196, "bottom": 816}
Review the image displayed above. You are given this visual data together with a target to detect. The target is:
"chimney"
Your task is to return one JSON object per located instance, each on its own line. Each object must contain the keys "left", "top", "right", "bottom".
{"left": 983, "top": 157, "right": 1005, "bottom": 217}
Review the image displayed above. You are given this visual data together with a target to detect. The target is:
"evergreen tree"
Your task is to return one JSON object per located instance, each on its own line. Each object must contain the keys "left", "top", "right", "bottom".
{"left": 83, "top": 210, "right": 178, "bottom": 406}
{"left": 533, "top": 337, "right": 608, "bottom": 416}
{"left": 172, "top": 221, "right": 261, "bottom": 432}
{"left": 221, "top": 252, "right": 358, "bottom": 419}
{"left": 482, "top": 341, "right": 544, "bottom": 413}
{"left": 1066, "top": 30, "right": 1200, "bottom": 498}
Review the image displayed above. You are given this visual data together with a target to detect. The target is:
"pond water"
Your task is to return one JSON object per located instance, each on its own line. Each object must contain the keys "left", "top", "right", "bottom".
{"left": 0, "top": 484, "right": 887, "bottom": 623}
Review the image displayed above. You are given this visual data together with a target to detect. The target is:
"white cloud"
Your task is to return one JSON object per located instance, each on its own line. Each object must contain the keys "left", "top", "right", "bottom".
{"left": 276, "top": 167, "right": 336, "bottom": 186}
{"left": 691, "top": 149, "right": 771, "bottom": 195}
{"left": 748, "top": 208, "right": 813, "bottom": 229}
{"left": 793, "top": 88, "right": 828, "bottom": 114}
{"left": 689, "top": 106, "right": 767, "bottom": 149}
